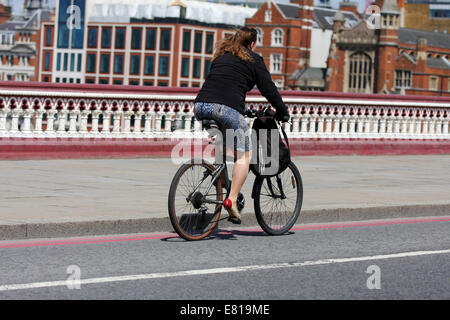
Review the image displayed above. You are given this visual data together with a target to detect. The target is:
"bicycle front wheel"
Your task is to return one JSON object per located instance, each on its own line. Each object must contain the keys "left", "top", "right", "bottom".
{"left": 253, "top": 161, "right": 303, "bottom": 235}
{"left": 168, "top": 160, "right": 224, "bottom": 241}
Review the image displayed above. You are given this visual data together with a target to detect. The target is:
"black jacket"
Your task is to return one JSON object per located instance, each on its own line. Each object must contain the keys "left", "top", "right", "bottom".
{"left": 195, "top": 49, "right": 287, "bottom": 116}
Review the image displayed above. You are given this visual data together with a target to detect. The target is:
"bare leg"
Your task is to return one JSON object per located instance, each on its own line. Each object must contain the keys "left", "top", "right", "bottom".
{"left": 228, "top": 150, "right": 251, "bottom": 202}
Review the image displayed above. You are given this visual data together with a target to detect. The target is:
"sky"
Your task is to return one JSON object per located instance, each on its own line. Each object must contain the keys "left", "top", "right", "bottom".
{"left": 9, "top": 0, "right": 367, "bottom": 14}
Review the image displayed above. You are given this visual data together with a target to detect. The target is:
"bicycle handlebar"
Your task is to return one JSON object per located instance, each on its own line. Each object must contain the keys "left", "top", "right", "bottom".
{"left": 244, "top": 107, "right": 290, "bottom": 123}
{"left": 244, "top": 107, "right": 276, "bottom": 119}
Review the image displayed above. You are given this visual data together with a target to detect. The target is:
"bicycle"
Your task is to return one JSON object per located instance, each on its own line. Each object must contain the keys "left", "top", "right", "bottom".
{"left": 168, "top": 107, "right": 303, "bottom": 241}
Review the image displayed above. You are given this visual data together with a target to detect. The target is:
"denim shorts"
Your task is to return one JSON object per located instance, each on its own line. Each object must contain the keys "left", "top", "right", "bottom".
{"left": 194, "top": 102, "right": 251, "bottom": 152}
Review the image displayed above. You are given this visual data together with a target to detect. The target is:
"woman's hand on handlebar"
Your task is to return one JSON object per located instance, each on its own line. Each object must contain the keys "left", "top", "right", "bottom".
{"left": 245, "top": 107, "right": 289, "bottom": 123}
{"left": 244, "top": 107, "right": 276, "bottom": 119}
{"left": 275, "top": 109, "right": 290, "bottom": 123}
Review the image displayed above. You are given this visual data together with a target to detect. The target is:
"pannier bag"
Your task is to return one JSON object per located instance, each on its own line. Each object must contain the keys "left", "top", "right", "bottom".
{"left": 250, "top": 116, "right": 291, "bottom": 177}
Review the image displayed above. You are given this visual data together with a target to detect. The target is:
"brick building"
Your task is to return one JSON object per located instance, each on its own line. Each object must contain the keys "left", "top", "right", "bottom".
{"left": 402, "top": 0, "right": 450, "bottom": 33}
{"left": 245, "top": 0, "right": 360, "bottom": 90}
{"left": 38, "top": 0, "right": 256, "bottom": 86}
{"left": 0, "top": 0, "right": 52, "bottom": 82}
{"left": 326, "top": 0, "right": 450, "bottom": 96}
{"left": 245, "top": 0, "right": 314, "bottom": 89}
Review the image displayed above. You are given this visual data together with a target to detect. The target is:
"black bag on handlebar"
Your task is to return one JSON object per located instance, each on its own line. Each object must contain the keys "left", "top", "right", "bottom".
{"left": 250, "top": 116, "right": 291, "bottom": 177}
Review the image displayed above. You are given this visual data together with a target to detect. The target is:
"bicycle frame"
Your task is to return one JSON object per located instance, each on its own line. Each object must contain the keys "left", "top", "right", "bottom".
{"left": 186, "top": 133, "right": 232, "bottom": 206}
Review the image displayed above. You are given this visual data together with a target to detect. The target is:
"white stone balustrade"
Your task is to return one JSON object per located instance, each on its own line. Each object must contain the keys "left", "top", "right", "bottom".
{"left": 0, "top": 85, "right": 449, "bottom": 140}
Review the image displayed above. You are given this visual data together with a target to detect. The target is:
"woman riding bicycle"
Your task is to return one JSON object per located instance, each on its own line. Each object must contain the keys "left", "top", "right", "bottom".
{"left": 194, "top": 26, "right": 290, "bottom": 224}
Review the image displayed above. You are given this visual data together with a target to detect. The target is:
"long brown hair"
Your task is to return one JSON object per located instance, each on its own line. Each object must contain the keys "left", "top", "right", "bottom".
{"left": 212, "top": 27, "right": 257, "bottom": 63}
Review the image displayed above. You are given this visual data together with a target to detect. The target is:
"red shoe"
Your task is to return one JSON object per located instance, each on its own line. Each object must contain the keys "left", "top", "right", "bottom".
{"left": 223, "top": 198, "right": 242, "bottom": 224}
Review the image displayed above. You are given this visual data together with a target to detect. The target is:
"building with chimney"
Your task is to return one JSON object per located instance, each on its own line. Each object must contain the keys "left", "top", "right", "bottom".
{"left": 325, "top": 0, "right": 450, "bottom": 96}
{"left": 0, "top": 0, "right": 52, "bottom": 81}
{"left": 245, "top": 0, "right": 359, "bottom": 90}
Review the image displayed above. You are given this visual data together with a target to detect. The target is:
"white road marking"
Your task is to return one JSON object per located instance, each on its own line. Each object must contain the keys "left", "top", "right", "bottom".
{"left": 0, "top": 249, "right": 449, "bottom": 291}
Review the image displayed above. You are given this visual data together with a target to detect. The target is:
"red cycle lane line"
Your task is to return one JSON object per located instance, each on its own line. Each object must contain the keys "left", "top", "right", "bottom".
{"left": 289, "top": 216, "right": 450, "bottom": 232}
{"left": 0, "top": 233, "right": 178, "bottom": 249}
{"left": 0, "top": 216, "right": 449, "bottom": 249}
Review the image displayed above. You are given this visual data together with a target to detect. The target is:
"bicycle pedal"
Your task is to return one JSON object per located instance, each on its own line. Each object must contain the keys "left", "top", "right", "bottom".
{"left": 237, "top": 193, "right": 245, "bottom": 212}
{"left": 227, "top": 216, "right": 241, "bottom": 225}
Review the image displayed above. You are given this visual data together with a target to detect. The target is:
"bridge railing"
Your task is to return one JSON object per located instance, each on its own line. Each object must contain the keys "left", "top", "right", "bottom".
{"left": 0, "top": 82, "right": 449, "bottom": 140}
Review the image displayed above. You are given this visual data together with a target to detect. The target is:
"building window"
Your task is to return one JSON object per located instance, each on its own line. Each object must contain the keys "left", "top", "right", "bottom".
{"left": 77, "top": 53, "right": 82, "bottom": 72}
{"left": 194, "top": 32, "right": 202, "bottom": 53}
{"left": 88, "top": 27, "right": 98, "bottom": 48}
{"left": 270, "top": 54, "right": 282, "bottom": 74}
{"left": 271, "top": 29, "right": 283, "bottom": 46}
{"left": 113, "top": 79, "right": 123, "bottom": 85}
{"left": 129, "top": 80, "right": 139, "bottom": 86}
{"left": 159, "top": 56, "right": 169, "bottom": 76}
{"left": 57, "top": 0, "right": 71, "bottom": 48}
{"left": 70, "top": 53, "right": 75, "bottom": 72}
{"left": 86, "top": 53, "right": 96, "bottom": 73}
{"left": 181, "top": 57, "right": 189, "bottom": 77}
{"left": 99, "top": 79, "right": 109, "bottom": 85}
{"left": 114, "top": 54, "right": 124, "bottom": 74}
{"left": 160, "top": 29, "right": 171, "bottom": 51}
{"left": 63, "top": 53, "right": 68, "bottom": 71}
{"left": 144, "top": 81, "right": 153, "bottom": 86}
{"left": 115, "top": 28, "right": 125, "bottom": 49}
{"left": 45, "top": 26, "right": 52, "bottom": 47}
{"left": 206, "top": 34, "right": 214, "bottom": 54}
{"left": 395, "top": 70, "right": 411, "bottom": 88}
{"left": 265, "top": 10, "right": 272, "bottom": 23}
{"left": 348, "top": 52, "right": 372, "bottom": 93}
{"left": 204, "top": 59, "right": 211, "bottom": 77}
{"left": 100, "top": 54, "right": 110, "bottom": 73}
{"left": 131, "top": 28, "right": 142, "bottom": 50}
{"left": 158, "top": 81, "right": 168, "bottom": 87}
{"left": 130, "top": 55, "right": 140, "bottom": 75}
{"left": 146, "top": 28, "right": 156, "bottom": 50}
{"left": 182, "top": 30, "right": 191, "bottom": 52}
{"left": 144, "top": 55, "right": 154, "bottom": 75}
{"left": 44, "top": 52, "right": 50, "bottom": 71}
{"left": 56, "top": 52, "right": 61, "bottom": 71}
{"left": 256, "top": 28, "right": 263, "bottom": 46}
{"left": 102, "top": 28, "right": 112, "bottom": 48}
{"left": 429, "top": 76, "right": 438, "bottom": 90}
{"left": 193, "top": 58, "right": 201, "bottom": 78}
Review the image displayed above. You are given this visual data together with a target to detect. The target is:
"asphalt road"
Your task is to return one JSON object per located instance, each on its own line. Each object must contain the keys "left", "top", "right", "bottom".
{"left": 0, "top": 216, "right": 449, "bottom": 302}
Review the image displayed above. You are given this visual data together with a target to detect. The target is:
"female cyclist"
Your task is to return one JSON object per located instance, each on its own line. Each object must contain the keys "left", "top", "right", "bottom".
{"left": 194, "top": 26, "right": 289, "bottom": 224}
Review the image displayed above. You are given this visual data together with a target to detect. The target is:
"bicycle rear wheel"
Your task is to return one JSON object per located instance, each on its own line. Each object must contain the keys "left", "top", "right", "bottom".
{"left": 253, "top": 161, "right": 303, "bottom": 235}
{"left": 168, "top": 160, "right": 224, "bottom": 241}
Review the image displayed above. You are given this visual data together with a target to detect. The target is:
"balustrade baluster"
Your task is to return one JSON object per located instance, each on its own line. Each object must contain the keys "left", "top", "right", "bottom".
{"left": 10, "top": 108, "right": 20, "bottom": 135}
{"left": 0, "top": 91, "right": 447, "bottom": 142}
{"left": 90, "top": 111, "right": 100, "bottom": 136}
{"left": 102, "top": 111, "right": 112, "bottom": 136}
{"left": 22, "top": 109, "right": 32, "bottom": 137}
{"left": 0, "top": 108, "right": 7, "bottom": 137}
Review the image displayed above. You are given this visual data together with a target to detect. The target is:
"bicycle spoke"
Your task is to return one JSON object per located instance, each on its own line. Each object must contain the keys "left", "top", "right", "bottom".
{"left": 169, "top": 162, "right": 223, "bottom": 240}
{"left": 255, "top": 164, "right": 302, "bottom": 234}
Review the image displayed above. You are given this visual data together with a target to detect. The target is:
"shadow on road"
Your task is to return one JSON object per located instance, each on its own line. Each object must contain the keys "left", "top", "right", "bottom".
{"left": 160, "top": 229, "right": 295, "bottom": 242}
